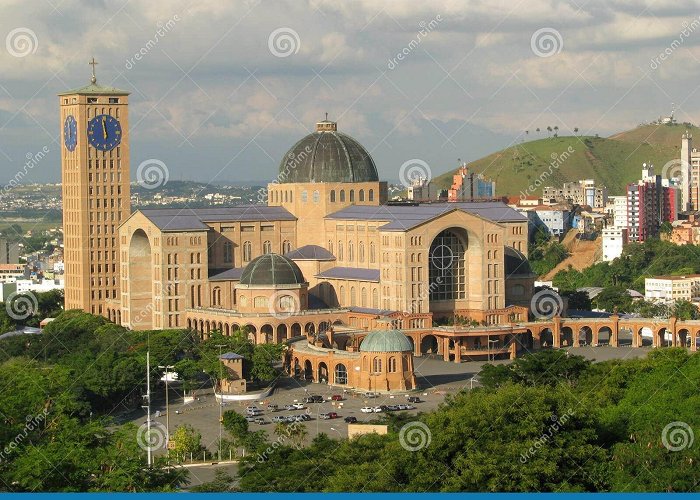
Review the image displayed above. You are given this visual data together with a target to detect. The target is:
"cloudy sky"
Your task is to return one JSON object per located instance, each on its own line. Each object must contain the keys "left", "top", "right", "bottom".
{"left": 1, "top": 0, "right": 700, "bottom": 185}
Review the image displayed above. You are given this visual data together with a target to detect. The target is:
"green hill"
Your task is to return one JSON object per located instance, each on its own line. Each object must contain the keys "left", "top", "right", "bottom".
{"left": 434, "top": 123, "right": 700, "bottom": 197}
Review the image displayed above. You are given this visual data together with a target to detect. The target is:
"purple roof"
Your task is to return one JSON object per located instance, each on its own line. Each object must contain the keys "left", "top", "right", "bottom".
{"left": 316, "top": 266, "right": 380, "bottom": 282}
{"left": 326, "top": 202, "right": 525, "bottom": 231}
{"left": 220, "top": 352, "right": 244, "bottom": 360}
{"left": 284, "top": 245, "right": 335, "bottom": 261}
{"left": 348, "top": 306, "right": 397, "bottom": 316}
{"left": 139, "top": 205, "right": 296, "bottom": 232}
{"left": 209, "top": 267, "right": 245, "bottom": 281}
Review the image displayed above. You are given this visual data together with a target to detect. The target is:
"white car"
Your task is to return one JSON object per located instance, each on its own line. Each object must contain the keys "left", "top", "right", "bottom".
{"left": 372, "top": 406, "right": 383, "bottom": 413}
{"left": 291, "top": 403, "right": 305, "bottom": 410}
{"left": 245, "top": 406, "right": 260, "bottom": 413}
{"left": 360, "top": 406, "right": 373, "bottom": 413}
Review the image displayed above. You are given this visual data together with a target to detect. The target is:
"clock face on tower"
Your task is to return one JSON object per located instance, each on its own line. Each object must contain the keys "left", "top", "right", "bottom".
{"left": 64, "top": 115, "right": 77, "bottom": 152}
{"left": 87, "top": 114, "right": 122, "bottom": 151}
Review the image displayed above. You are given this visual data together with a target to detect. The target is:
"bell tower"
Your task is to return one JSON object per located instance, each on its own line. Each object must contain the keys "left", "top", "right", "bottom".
{"left": 58, "top": 59, "right": 131, "bottom": 319}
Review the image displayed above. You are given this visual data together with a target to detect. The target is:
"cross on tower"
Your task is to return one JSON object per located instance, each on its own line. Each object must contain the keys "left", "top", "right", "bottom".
{"left": 89, "top": 57, "right": 98, "bottom": 84}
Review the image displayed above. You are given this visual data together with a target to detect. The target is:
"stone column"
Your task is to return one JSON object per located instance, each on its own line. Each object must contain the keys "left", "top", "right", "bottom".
{"left": 632, "top": 324, "right": 639, "bottom": 348}
{"left": 592, "top": 327, "right": 599, "bottom": 346}
{"left": 442, "top": 337, "right": 450, "bottom": 362}
{"left": 692, "top": 331, "right": 698, "bottom": 352}
{"left": 454, "top": 338, "right": 462, "bottom": 363}
{"left": 611, "top": 316, "right": 619, "bottom": 347}
{"left": 553, "top": 317, "right": 561, "bottom": 348}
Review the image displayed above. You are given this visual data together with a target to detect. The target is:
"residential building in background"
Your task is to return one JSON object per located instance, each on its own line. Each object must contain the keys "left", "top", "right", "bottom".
{"left": 625, "top": 164, "right": 678, "bottom": 242}
{"left": 645, "top": 274, "right": 700, "bottom": 304}
{"left": 665, "top": 213, "right": 700, "bottom": 245}
{"left": 406, "top": 177, "right": 439, "bottom": 201}
{"left": 448, "top": 162, "right": 495, "bottom": 202}
{"left": 543, "top": 179, "right": 608, "bottom": 208}
{"left": 0, "top": 239, "right": 20, "bottom": 264}
{"left": 602, "top": 227, "right": 628, "bottom": 261}
{"left": 680, "top": 131, "right": 700, "bottom": 211}
{"left": 525, "top": 206, "right": 572, "bottom": 237}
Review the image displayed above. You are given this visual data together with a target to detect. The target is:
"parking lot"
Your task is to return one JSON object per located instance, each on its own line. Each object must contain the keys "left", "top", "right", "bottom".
{"left": 127, "top": 346, "right": 652, "bottom": 452}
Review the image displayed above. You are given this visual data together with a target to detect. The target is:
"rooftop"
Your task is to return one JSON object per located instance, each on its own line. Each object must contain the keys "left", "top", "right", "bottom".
{"left": 327, "top": 202, "right": 526, "bottom": 231}
{"left": 316, "top": 266, "right": 380, "bottom": 282}
{"left": 136, "top": 205, "right": 296, "bottom": 231}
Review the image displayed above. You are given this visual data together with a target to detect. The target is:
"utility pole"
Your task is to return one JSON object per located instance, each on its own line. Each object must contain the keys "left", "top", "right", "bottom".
{"left": 215, "top": 344, "right": 226, "bottom": 461}
{"left": 158, "top": 364, "right": 175, "bottom": 450}
{"left": 145, "top": 351, "right": 152, "bottom": 467}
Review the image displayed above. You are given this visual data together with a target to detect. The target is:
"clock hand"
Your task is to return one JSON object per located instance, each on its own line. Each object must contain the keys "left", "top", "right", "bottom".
{"left": 102, "top": 117, "right": 107, "bottom": 140}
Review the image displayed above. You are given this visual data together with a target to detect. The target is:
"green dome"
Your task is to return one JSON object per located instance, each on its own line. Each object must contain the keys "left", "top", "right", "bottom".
{"left": 278, "top": 122, "right": 379, "bottom": 184}
{"left": 239, "top": 254, "right": 305, "bottom": 286}
{"left": 360, "top": 329, "right": 413, "bottom": 352}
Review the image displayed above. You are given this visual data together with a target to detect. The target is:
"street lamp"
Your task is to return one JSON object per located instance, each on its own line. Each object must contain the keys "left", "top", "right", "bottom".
{"left": 215, "top": 344, "right": 226, "bottom": 461}
{"left": 488, "top": 338, "right": 498, "bottom": 362}
{"left": 158, "top": 364, "right": 174, "bottom": 449}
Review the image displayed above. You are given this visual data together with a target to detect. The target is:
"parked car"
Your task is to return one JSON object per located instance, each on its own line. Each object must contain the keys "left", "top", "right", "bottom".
{"left": 360, "top": 406, "right": 373, "bottom": 413}
{"left": 272, "top": 416, "right": 287, "bottom": 423}
{"left": 386, "top": 405, "right": 399, "bottom": 411}
{"left": 285, "top": 416, "right": 298, "bottom": 423}
{"left": 267, "top": 404, "right": 279, "bottom": 411}
{"left": 396, "top": 404, "right": 410, "bottom": 410}
{"left": 407, "top": 396, "right": 422, "bottom": 403}
{"left": 247, "top": 409, "right": 264, "bottom": 417}
{"left": 364, "top": 392, "right": 378, "bottom": 398}
{"left": 319, "top": 413, "right": 331, "bottom": 420}
{"left": 300, "top": 413, "right": 312, "bottom": 421}
{"left": 254, "top": 417, "right": 267, "bottom": 425}
{"left": 372, "top": 406, "right": 383, "bottom": 413}
{"left": 344, "top": 416, "right": 358, "bottom": 423}
{"left": 331, "top": 394, "right": 344, "bottom": 401}
{"left": 245, "top": 406, "right": 260, "bottom": 413}
{"left": 379, "top": 405, "right": 390, "bottom": 412}
{"left": 245, "top": 416, "right": 257, "bottom": 422}
{"left": 284, "top": 404, "right": 296, "bottom": 411}
{"left": 291, "top": 403, "right": 306, "bottom": 410}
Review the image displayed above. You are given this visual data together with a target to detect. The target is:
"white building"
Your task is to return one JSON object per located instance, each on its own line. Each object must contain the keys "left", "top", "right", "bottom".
{"left": 602, "top": 227, "right": 628, "bottom": 262}
{"left": 525, "top": 207, "right": 571, "bottom": 237}
{"left": 644, "top": 274, "right": 700, "bottom": 304}
{"left": 610, "top": 196, "right": 628, "bottom": 229}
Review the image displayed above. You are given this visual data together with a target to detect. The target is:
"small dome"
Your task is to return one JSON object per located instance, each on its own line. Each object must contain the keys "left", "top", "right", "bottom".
{"left": 505, "top": 247, "right": 533, "bottom": 276}
{"left": 278, "top": 120, "right": 379, "bottom": 184}
{"left": 360, "top": 329, "right": 413, "bottom": 352}
{"left": 239, "top": 253, "right": 305, "bottom": 286}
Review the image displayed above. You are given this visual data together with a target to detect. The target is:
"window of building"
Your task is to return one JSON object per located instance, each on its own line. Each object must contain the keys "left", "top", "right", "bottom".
{"left": 224, "top": 241, "right": 233, "bottom": 263}
{"left": 263, "top": 240, "right": 272, "bottom": 254}
{"left": 243, "top": 241, "right": 252, "bottom": 262}
{"left": 372, "top": 357, "right": 382, "bottom": 373}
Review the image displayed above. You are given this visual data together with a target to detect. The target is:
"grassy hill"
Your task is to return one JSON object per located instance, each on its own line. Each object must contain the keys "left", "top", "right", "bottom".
{"left": 434, "top": 123, "right": 700, "bottom": 196}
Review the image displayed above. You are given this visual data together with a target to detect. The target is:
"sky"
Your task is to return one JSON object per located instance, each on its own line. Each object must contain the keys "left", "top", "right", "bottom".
{"left": 1, "top": 0, "right": 700, "bottom": 186}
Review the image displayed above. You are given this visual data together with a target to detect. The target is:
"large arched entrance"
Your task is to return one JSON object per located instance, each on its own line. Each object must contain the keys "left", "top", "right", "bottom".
{"left": 128, "top": 230, "right": 153, "bottom": 330}
{"left": 304, "top": 360, "right": 313, "bottom": 380}
{"left": 578, "top": 326, "right": 593, "bottom": 346}
{"left": 334, "top": 363, "right": 347, "bottom": 385}
{"left": 598, "top": 326, "right": 612, "bottom": 345}
{"left": 560, "top": 327, "right": 573, "bottom": 347}
{"left": 420, "top": 334, "right": 439, "bottom": 354}
{"left": 428, "top": 229, "right": 467, "bottom": 304}
{"left": 540, "top": 328, "right": 553, "bottom": 348}
{"left": 261, "top": 324, "right": 274, "bottom": 344}
{"left": 679, "top": 329, "right": 690, "bottom": 347}
{"left": 318, "top": 362, "right": 329, "bottom": 383}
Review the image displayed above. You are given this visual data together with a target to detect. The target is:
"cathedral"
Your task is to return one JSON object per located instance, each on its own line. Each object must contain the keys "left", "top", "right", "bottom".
{"left": 60, "top": 68, "right": 536, "bottom": 392}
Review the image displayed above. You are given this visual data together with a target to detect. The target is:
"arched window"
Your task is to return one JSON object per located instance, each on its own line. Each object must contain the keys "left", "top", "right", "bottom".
{"left": 223, "top": 241, "right": 233, "bottom": 263}
{"left": 253, "top": 296, "right": 268, "bottom": 308}
{"left": 338, "top": 241, "right": 343, "bottom": 260}
{"left": 330, "top": 190, "right": 336, "bottom": 202}
{"left": 359, "top": 242, "right": 365, "bottom": 262}
{"left": 339, "top": 286, "right": 345, "bottom": 304}
{"left": 361, "top": 287, "right": 367, "bottom": 307}
{"left": 350, "top": 286, "right": 356, "bottom": 306}
{"left": 429, "top": 229, "right": 466, "bottom": 301}
{"left": 212, "top": 286, "right": 221, "bottom": 306}
{"left": 340, "top": 190, "right": 346, "bottom": 202}
{"left": 372, "top": 288, "right": 379, "bottom": 308}
{"left": 359, "top": 189, "right": 365, "bottom": 201}
{"left": 328, "top": 240, "right": 333, "bottom": 255}
{"left": 243, "top": 241, "right": 252, "bottom": 262}
{"left": 313, "top": 190, "right": 320, "bottom": 203}
{"left": 372, "top": 357, "right": 382, "bottom": 373}
{"left": 349, "top": 190, "right": 355, "bottom": 202}
{"left": 282, "top": 240, "right": 291, "bottom": 254}
{"left": 301, "top": 190, "right": 308, "bottom": 203}
{"left": 263, "top": 240, "right": 272, "bottom": 254}
{"left": 369, "top": 242, "right": 376, "bottom": 263}
{"left": 335, "top": 364, "right": 348, "bottom": 384}
{"left": 388, "top": 357, "right": 397, "bottom": 372}
{"left": 368, "top": 189, "right": 374, "bottom": 202}
{"left": 348, "top": 241, "right": 354, "bottom": 261}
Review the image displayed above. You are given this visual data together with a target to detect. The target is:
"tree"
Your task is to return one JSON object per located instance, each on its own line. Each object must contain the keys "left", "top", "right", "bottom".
{"left": 189, "top": 469, "right": 236, "bottom": 492}
{"left": 564, "top": 290, "right": 592, "bottom": 311}
{"left": 593, "top": 286, "right": 633, "bottom": 313}
{"left": 251, "top": 343, "right": 284, "bottom": 382}
{"left": 671, "top": 300, "right": 699, "bottom": 320}
{"left": 222, "top": 410, "right": 249, "bottom": 445}
{"left": 170, "top": 424, "right": 203, "bottom": 462}
{"left": 574, "top": 127, "right": 579, "bottom": 134}
{"left": 660, "top": 221, "right": 673, "bottom": 235}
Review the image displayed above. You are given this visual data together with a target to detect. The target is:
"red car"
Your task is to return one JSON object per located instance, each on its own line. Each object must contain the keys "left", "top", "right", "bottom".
{"left": 328, "top": 412, "right": 338, "bottom": 419}
{"left": 331, "top": 395, "right": 344, "bottom": 401}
